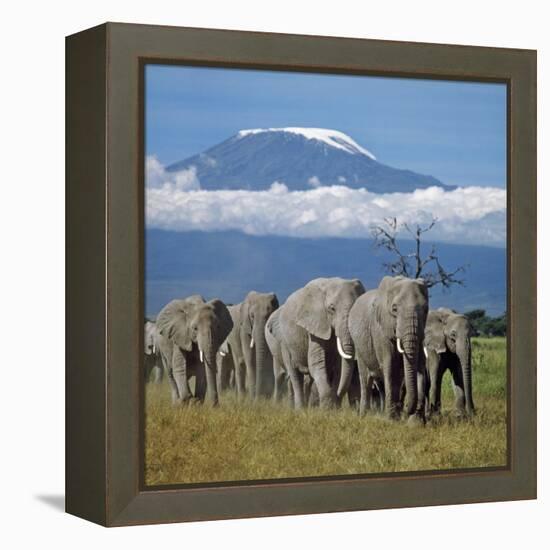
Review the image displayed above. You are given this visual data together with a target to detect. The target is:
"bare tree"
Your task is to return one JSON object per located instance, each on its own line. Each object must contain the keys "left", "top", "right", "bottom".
{"left": 371, "top": 217, "right": 467, "bottom": 289}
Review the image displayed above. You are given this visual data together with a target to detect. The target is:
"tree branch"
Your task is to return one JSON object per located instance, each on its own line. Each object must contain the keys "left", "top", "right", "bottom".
{"left": 371, "top": 217, "right": 467, "bottom": 291}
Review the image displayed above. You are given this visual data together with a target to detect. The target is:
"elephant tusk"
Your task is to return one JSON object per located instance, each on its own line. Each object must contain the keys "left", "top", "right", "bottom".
{"left": 336, "top": 337, "right": 353, "bottom": 360}
{"left": 423, "top": 346, "right": 428, "bottom": 358}
{"left": 250, "top": 337, "right": 254, "bottom": 349}
{"left": 219, "top": 350, "right": 227, "bottom": 357}
{"left": 152, "top": 344, "right": 156, "bottom": 354}
{"left": 199, "top": 349, "right": 204, "bottom": 363}
{"left": 396, "top": 338, "right": 405, "bottom": 354}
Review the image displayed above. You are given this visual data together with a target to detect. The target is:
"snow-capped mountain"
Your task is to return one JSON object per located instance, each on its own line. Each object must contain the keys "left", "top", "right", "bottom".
{"left": 166, "top": 127, "right": 453, "bottom": 193}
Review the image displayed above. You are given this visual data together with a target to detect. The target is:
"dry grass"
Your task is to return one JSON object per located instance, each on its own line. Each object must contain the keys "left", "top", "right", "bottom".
{"left": 145, "top": 337, "right": 507, "bottom": 486}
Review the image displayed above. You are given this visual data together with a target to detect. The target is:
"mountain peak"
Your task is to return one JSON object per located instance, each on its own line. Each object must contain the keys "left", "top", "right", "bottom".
{"left": 165, "top": 127, "right": 452, "bottom": 193}
{"left": 236, "top": 127, "right": 377, "bottom": 160}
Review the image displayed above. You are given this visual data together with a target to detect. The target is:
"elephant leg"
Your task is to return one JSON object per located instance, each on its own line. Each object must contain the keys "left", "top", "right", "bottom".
{"left": 217, "top": 353, "right": 232, "bottom": 392}
{"left": 171, "top": 347, "right": 192, "bottom": 404}
{"left": 450, "top": 360, "right": 467, "bottom": 416}
{"left": 241, "top": 338, "right": 256, "bottom": 399}
{"left": 356, "top": 357, "right": 370, "bottom": 416}
{"left": 234, "top": 358, "right": 247, "bottom": 400}
{"left": 281, "top": 344, "right": 304, "bottom": 409}
{"left": 303, "top": 374, "right": 312, "bottom": 404}
{"left": 375, "top": 379, "right": 385, "bottom": 412}
{"left": 308, "top": 381, "right": 320, "bottom": 407}
{"left": 287, "top": 379, "right": 295, "bottom": 408}
{"left": 383, "top": 357, "right": 403, "bottom": 420}
{"left": 216, "top": 356, "right": 223, "bottom": 392}
{"left": 161, "top": 351, "right": 179, "bottom": 403}
{"left": 287, "top": 366, "right": 305, "bottom": 409}
{"left": 151, "top": 365, "right": 163, "bottom": 384}
{"left": 367, "top": 375, "right": 376, "bottom": 412}
{"left": 307, "top": 335, "right": 334, "bottom": 408}
{"left": 273, "top": 358, "right": 286, "bottom": 402}
{"left": 144, "top": 355, "right": 153, "bottom": 382}
{"left": 346, "top": 368, "right": 360, "bottom": 411}
{"left": 166, "top": 369, "right": 180, "bottom": 404}
{"left": 427, "top": 356, "right": 443, "bottom": 416}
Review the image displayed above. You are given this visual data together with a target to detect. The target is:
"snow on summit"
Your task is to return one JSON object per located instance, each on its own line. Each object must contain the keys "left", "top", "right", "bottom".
{"left": 237, "top": 127, "right": 377, "bottom": 160}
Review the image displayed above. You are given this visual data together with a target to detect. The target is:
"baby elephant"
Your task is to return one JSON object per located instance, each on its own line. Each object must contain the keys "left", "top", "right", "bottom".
{"left": 424, "top": 308, "right": 476, "bottom": 417}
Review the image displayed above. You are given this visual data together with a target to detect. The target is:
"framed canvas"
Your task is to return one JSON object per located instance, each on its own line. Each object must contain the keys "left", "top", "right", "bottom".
{"left": 66, "top": 22, "right": 537, "bottom": 526}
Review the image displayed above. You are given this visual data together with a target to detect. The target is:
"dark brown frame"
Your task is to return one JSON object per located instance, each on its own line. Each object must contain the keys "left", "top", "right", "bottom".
{"left": 66, "top": 22, "right": 537, "bottom": 527}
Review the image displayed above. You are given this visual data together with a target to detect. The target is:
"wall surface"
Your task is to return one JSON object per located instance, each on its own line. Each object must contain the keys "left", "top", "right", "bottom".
{"left": 0, "top": 0, "right": 547, "bottom": 546}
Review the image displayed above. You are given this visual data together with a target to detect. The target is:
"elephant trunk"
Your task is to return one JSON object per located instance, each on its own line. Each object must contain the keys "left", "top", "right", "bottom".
{"left": 457, "top": 338, "right": 475, "bottom": 415}
{"left": 398, "top": 309, "right": 421, "bottom": 418}
{"left": 335, "top": 320, "right": 355, "bottom": 404}
{"left": 198, "top": 333, "right": 219, "bottom": 406}
{"left": 254, "top": 322, "right": 273, "bottom": 399}
{"left": 337, "top": 357, "right": 355, "bottom": 400}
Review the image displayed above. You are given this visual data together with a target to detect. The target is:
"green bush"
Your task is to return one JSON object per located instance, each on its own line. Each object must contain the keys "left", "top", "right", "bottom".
{"left": 464, "top": 309, "right": 507, "bottom": 337}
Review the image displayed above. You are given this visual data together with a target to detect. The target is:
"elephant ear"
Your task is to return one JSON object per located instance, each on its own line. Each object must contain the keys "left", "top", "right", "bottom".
{"left": 156, "top": 296, "right": 204, "bottom": 351}
{"left": 295, "top": 283, "right": 331, "bottom": 340}
{"left": 351, "top": 278, "right": 366, "bottom": 295}
{"left": 266, "top": 308, "right": 281, "bottom": 340}
{"left": 208, "top": 299, "right": 234, "bottom": 342}
{"left": 425, "top": 310, "right": 447, "bottom": 353}
{"left": 268, "top": 292, "right": 280, "bottom": 310}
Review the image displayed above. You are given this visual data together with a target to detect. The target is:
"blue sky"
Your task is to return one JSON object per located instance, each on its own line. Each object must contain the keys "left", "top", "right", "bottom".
{"left": 145, "top": 64, "right": 507, "bottom": 188}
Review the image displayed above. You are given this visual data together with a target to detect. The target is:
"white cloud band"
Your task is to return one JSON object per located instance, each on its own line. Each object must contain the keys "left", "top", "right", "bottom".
{"left": 145, "top": 177, "right": 506, "bottom": 247}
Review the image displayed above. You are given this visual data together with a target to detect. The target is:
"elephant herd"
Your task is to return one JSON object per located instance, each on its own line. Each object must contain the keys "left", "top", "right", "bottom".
{"left": 144, "top": 276, "right": 476, "bottom": 424}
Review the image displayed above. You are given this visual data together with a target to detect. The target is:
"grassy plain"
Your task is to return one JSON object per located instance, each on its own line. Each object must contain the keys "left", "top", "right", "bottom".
{"left": 144, "top": 337, "right": 506, "bottom": 485}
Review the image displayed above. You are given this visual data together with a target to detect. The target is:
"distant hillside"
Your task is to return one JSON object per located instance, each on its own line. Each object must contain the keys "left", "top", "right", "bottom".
{"left": 166, "top": 128, "right": 454, "bottom": 193}
{"left": 145, "top": 229, "right": 506, "bottom": 317}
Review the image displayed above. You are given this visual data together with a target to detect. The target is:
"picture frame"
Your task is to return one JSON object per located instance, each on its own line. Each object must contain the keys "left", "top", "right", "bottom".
{"left": 66, "top": 22, "right": 536, "bottom": 526}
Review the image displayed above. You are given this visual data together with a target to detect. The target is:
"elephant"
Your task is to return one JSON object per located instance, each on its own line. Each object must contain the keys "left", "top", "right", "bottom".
{"left": 215, "top": 304, "right": 243, "bottom": 395}
{"left": 343, "top": 276, "right": 428, "bottom": 424}
{"left": 424, "top": 308, "right": 476, "bottom": 417}
{"left": 266, "top": 308, "right": 331, "bottom": 408}
{"left": 155, "top": 295, "right": 233, "bottom": 406}
{"left": 144, "top": 320, "right": 163, "bottom": 383}
{"left": 217, "top": 292, "right": 279, "bottom": 400}
{"left": 277, "top": 277, "right": 366, "bottom": 409}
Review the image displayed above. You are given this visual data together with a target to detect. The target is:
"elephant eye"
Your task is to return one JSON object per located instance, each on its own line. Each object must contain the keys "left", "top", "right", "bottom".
{"left": 327, "top": 303, "right": 336, "bottom": 313}
{"left": 391, "top": 303, "right": 398, "bottom": 315}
